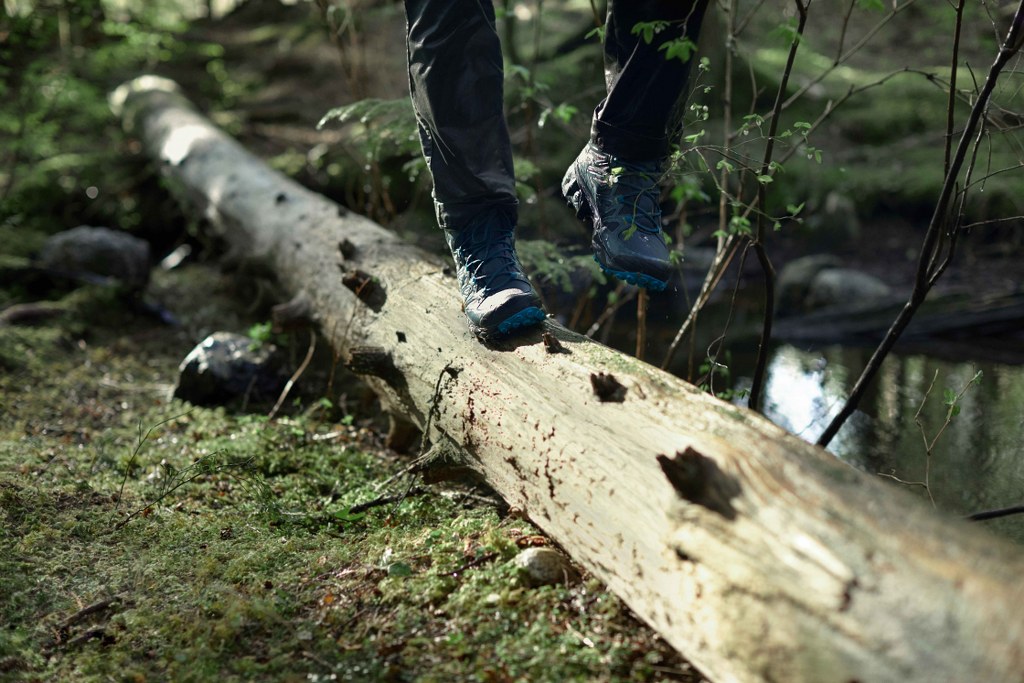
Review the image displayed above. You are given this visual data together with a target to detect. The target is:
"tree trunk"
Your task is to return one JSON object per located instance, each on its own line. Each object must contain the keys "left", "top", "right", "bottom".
{"left": 114, "top": 76, "right": 1024, "bottom": 683}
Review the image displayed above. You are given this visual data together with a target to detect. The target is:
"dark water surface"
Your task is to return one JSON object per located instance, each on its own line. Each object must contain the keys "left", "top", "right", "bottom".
{"left": 748, "top": 343, "right": 1024, "bottom": 545}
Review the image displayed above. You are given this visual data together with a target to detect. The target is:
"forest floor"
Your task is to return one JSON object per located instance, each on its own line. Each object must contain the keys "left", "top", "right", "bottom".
{"left": 0, "top": 264, "right": 703, "bottom": 682}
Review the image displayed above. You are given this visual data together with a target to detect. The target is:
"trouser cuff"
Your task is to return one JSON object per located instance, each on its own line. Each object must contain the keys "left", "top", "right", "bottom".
{"left": 435, "top": 196, "right": 518, "bottom": 231}
{"left": 591, "top": 120, "right": 670, "bottom": 162}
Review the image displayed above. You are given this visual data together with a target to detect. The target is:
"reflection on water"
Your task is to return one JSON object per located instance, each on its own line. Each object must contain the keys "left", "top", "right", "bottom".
{"left": 756, "top": 345, "right": 1024, "bottom": 544}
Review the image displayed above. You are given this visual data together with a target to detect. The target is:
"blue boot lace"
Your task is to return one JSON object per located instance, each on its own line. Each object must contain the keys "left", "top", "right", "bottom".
{"left": 447, "top": 219, "right": 530, "bottom": 297}
{"left": 608, "top": 161, "right": 663, "bottom": 237}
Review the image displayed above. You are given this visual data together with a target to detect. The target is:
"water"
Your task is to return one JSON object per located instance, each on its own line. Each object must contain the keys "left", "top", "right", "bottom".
{"left": 752, "top": 343, "right": 1024, "bottom": 544}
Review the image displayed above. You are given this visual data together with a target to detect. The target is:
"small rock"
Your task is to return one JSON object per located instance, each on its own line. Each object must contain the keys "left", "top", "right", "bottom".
{"left": 514, "top": 547, "right": 579, "bottom": 587}
{"left": 800, "top": 191, "right": 861, "bottom": 249}
{"left": 776, "top": 254, "right": 843, "bottom": 315}
{"left": 174, "top": 332, "right": 285, "bottom": 407}
{"left": 806, "top": 268, "right": 892, "bottom": 311}
{"left": 38, "top": 225, "right": 151, "bottom": 291}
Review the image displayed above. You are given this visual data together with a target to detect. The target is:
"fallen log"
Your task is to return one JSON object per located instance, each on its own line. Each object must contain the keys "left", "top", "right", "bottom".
{"left": 114, "top": 76, "right": 1024, "bottom": 683}
{"left": 774, "top": 290, "right": 1024, "bottom": 348}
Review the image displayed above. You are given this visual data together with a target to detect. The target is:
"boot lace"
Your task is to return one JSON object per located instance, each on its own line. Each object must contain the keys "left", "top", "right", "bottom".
{"left": 608, "top": 160, "right": 663, "bottom": 235}
{"left": 447, "top": 212, "right": 527, "bottom": 296}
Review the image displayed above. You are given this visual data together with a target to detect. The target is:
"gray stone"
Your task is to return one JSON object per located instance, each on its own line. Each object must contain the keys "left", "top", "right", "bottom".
{"left": 38, "top": 225, "right": 151, "bottom": 291}
{"left": 514, "top": 547, "right": 579, "bottom": 587}
{"left": 806, "top": 268, "right": 892, "bottom": 311}
{"left": 776, "top": 254, "right": 843, "bottom": 315}
{"left": 801, "top": 191, "right": 861, "bottom": 249}
{"left": 174, "top": 332, "right": 285, "bottom": 407}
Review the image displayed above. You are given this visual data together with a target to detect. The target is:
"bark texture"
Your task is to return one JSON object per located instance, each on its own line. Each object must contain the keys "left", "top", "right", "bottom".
{"left": 115, "top": 76, "right": 1024, "bottom": 683}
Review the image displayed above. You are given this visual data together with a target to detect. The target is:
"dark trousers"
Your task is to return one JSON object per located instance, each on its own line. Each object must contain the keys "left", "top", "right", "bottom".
{"left": 404, "top": 0, "right": 709, "bottom": 229}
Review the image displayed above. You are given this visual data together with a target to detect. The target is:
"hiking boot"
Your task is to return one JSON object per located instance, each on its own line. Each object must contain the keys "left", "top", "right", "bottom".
{"left": 443, "top": 210, "right": 546, "bottom": 341}
{"left": 561, "top": 142, "right": 672, "bottom": 291}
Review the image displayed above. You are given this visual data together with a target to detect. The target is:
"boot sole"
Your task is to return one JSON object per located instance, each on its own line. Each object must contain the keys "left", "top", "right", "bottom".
{"left": 562, "top": 166, "right": 670, "bottom": 292}
{"left": 471, "top": 306, "right": 547, "bottom": 341}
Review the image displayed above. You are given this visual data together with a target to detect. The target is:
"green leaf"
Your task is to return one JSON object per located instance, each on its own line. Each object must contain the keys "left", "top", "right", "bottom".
{"left": 683, "top": 129, "right": 705, "bottom": 144}
{"left": 715, "top": 160, "right": 734, "bottom": 172}
{"left": 659, "top": 37, "right": 696, "bottom": 63}
{"left": 631, "top": 20, "right": 669, "bottom": 44}
{"left": 729, "top": 215, "right": 752, "bottom": 236}
{"left": 334, "top": 509, "right": 366, "bottom": 523}
{"left": 756, "top": 174, "right": 773, "bottom": 184}
{"left": 943, "top": 388, "right": 957, "bottom": 406}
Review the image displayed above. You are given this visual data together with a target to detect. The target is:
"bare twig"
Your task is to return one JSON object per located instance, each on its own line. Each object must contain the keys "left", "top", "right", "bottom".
{"left": 661, "top": 236, "right": 740, "bottom": 370}
{"left": 115, "top": 454, "right": 256, "bottom": 530}
{"left": 57, "top": 597, "right": 122, "bottom": 631}
{"left": 968, "top": 504, "right": 1024, "bottom": 521}
{"left": 635, "top": 288, "right": 648, "bottom": 361}
{"left": 116, "top": 411, "right": 190, "bottom": 511}
{"left": 268, "top": 330, "right": 317, "bottom": 419}
{"left": 910, "top": 369, "right": 940, "bottom": 507}
{"left": 585, "top": 282, "right": 634, "bottom": 338}
{"left": 348, "top": 487, "right": 427, "bottom": 514}
{"left": 747, "top": 0, "right": 808, "bottom": 412}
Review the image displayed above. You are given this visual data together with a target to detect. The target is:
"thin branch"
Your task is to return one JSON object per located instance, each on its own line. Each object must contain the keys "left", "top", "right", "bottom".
{"left": 835, "top": 0, "right": 858, "bottom": 63}
{"left": 945, "top": 0, "right": 967, "bottom": 176}
{"left": 348, "top": 487, "right": 427, "bottom": 514}
{"left": 586, "top": 282, "right": 634, "bottom": 338}
{"left": 660, "top": 236, "right": 740, "bottom": 369}
{"left": 960, "top": 213, "right": 1024, "bottom": 230}
{"left": 748, "top": 0, "right": 808, "bottom": 412}
{"left": 116, "top": 411, "right": 191, "bottom": 511}
{"left": 968, "top": 504, "right": 1024, "bottom": 521}
{"left": 635, "top": 288, "right": 648, "bottom": 361}
{"left": 268, "top": 331, "right": 317, "bottom": 420}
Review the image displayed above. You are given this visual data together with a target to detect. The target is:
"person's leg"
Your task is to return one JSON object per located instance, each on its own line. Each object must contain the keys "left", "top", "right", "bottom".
{"left": 596, "top": 0, "right": 710, "bottom": 162}
{"left": 404, "top": 0, "right": 544, "bottom": 339}
{"left": 563, "top": 0, "right": 709, "bottom": 290}
{"left": 404, "top": 0, "right": 517, "bottom": 229}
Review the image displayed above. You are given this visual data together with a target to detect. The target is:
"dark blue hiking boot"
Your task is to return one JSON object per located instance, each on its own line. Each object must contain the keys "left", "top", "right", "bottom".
{"left": 443, "top": 210, "right": 546, "bottom": 341}
{"left": 561, "top": 142, "right": 672, "bottom": 291}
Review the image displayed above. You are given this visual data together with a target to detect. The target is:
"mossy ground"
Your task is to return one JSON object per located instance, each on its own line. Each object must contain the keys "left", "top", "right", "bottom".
{"left": 0, "top": 269, "right": 702, "bottom": 683}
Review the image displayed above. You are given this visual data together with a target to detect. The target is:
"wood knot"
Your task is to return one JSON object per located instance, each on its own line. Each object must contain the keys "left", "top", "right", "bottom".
{"left": 338, "top": 239, "right": 356, "bottom": 260}
{"left": 590, "top": 372, "right": 626, "bottom": 402}
{"left": 542, "top": 332, "right": 569, "bottom": 354}
{"left": 345, "top": 346, "right": 398, "bottom": 383}
{"left": 341, "top": 268, "right": 385, "bottom": 311}
{"left": 657, "top": 447, "right": 741, "bottom": 520}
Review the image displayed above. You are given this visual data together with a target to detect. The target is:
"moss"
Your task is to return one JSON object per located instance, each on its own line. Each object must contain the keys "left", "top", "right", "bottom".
{"left": 0, "top": 272, "right": 698, "bottom": 683}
